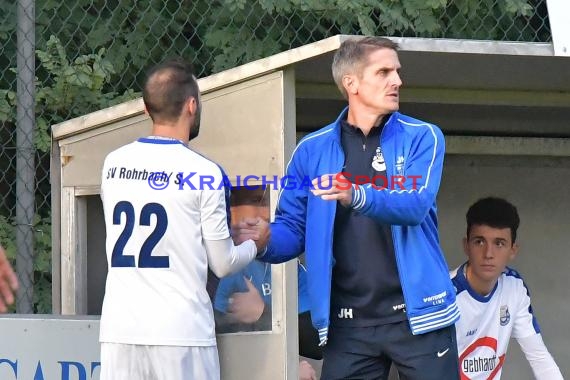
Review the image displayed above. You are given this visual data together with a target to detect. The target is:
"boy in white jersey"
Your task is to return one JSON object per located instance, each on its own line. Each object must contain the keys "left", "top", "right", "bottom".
{"left": 99, "top": 58, "right": 269, "bottom": 380}
{"left": 451, "top": 197, "right": 562, "bottom": 379}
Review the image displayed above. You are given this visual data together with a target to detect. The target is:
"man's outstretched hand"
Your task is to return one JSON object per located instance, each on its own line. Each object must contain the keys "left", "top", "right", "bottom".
{"left": 311, "top": 174, "right": 353, "bottom": 207}
{"left": 0, "top": 246, "right": 18, "bottom": 313}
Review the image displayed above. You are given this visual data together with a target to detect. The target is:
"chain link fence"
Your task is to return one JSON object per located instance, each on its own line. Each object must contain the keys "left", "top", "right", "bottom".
{"left": 0, "top": 0, "right": 551, "bottom": 314}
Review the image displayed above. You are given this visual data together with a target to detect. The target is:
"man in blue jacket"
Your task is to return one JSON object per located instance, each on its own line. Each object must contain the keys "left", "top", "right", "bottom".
{"left": 237, "top": 36, "right": 460, "bottom": 379}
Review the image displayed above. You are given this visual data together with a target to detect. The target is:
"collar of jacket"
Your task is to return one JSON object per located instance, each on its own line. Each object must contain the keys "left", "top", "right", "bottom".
{"left": 329, "top": 106, "right": 400, "bottom": 144}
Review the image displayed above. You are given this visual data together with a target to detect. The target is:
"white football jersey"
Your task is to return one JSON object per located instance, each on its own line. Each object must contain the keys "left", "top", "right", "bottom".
{"left": 100, "top": 137, "right": 231, "bottom": 346}
{"left": 451, "top": 263, "right": 541, "bottom": 380}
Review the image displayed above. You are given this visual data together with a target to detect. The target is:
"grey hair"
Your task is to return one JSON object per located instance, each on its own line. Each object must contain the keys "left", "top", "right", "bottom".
{"left": 332, "top": 37, "right": 399, "bottom": 99}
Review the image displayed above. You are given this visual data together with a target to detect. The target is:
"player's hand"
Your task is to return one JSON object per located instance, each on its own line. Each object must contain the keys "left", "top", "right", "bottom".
{"left": 311, "top": 174, "right": 352, "bottom": 207}
{"left": 0, "top": 246, "right": 18, "bottom": 313}
{"left": 232, "top": 217, "right": 270, "bottom": 253}
{"left": 232, "top": 217, "right": 261, "bottom": 245}
{"left": 252, "top": 217, "right": 270, "bottom": 252}
{"left": 228, "top": 277, "right": 265, "bottom": 323}
{"left": 299, "top": 360, "right": 317, "bottom": 380}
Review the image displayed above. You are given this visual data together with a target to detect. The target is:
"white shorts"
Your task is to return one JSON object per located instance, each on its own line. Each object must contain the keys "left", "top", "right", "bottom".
{"left": 100, "top": 343, "right": 220, "bottom": 380}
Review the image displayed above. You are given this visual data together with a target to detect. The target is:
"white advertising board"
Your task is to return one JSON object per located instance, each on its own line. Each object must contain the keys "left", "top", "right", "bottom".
{"left": 0, "top": 316, "right": 100, "bottom": 380}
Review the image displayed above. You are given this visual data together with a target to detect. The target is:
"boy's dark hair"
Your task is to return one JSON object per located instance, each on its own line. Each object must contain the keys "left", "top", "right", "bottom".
{"left": 142, "top": 57, "right": 199, "bottom": 123}
{"left": 466, "top": 197, "right": 520, "bottom": 243}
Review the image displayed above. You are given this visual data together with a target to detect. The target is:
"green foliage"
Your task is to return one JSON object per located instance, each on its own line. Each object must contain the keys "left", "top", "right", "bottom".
{"left": 0, "top": 0, "right": 545, "bottom": 81}
{"left": 0, "top": 213, "right": 52, "bottom": 313}
{"left": 32, "top": 214, "right": 52, "bottom": 314}
{"left": 32, "top": 0, "right": 205, "bottom": 89}
{"left": 0, "top": 36, "right": 139, "bottom": 313}
{"left": 440, "top": 0, "right": 536, "bottom": 40}
{"left": 0, "top": 89, "right": 15, "bottom": 121}
{"left": 0, "top": 216, "right": 17, "bottom": 260}
{"left": 201, "top": 0, "right": 541, "bottom": 73}
{"left": 0, "top": 35, "right": 140, "bottom": 153}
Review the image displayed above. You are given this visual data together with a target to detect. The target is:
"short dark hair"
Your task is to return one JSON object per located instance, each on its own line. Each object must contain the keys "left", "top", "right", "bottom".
{"left": 142, "top": 57, "right": 200, "bottom": 123}
{"left": 466, "top": 197, "right": 520, "bottom": 243}
{"left": 332, "top": 36, "right": 399, "bottom": 99}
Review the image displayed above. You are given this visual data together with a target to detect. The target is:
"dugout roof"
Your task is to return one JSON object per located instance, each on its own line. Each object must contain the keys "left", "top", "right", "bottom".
{"left": 53, "top": 34, "right": 570, "bottom": 141}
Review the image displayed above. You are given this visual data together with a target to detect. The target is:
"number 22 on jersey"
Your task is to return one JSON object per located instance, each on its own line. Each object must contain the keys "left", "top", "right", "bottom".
{"left": 111, "top": 201, "right": 169, "bottom": 268}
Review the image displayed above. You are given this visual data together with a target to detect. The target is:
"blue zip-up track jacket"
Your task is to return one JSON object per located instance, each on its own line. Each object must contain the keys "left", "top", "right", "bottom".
{"left": 261, "top": 108, "right": 460, "bottom": 345}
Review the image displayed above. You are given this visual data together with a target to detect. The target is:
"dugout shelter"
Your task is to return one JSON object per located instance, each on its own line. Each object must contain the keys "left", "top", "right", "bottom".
{"left": 51, "top": 35, "right": 570, "bottom": 379}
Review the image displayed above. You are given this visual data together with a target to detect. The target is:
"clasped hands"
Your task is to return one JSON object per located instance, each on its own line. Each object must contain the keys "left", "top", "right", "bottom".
{"left": 230, "top": 173, "right": 351, "bottom": 252}
{"left": 232, "top": 217, "right": 270, "bottom": 253}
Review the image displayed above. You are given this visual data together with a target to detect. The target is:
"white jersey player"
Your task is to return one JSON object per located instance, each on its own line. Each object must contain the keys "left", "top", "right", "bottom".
{"left": 452, "top": 197, "right": 562, "bottom": 380}
{"left": 99, "top": 58, "right": 269, "bottom": 380}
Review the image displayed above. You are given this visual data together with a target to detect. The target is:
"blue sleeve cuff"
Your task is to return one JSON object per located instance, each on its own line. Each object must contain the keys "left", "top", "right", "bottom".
{"left": 350, "top": 184, "right": 366, "bottom": 210}
{"left": 318, "top": 327, "right": 329, "bottom": 346}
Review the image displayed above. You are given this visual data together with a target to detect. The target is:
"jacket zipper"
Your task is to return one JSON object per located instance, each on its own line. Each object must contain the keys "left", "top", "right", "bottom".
{"left": 379, "top": 116, "right": 411, "bottom": 322}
